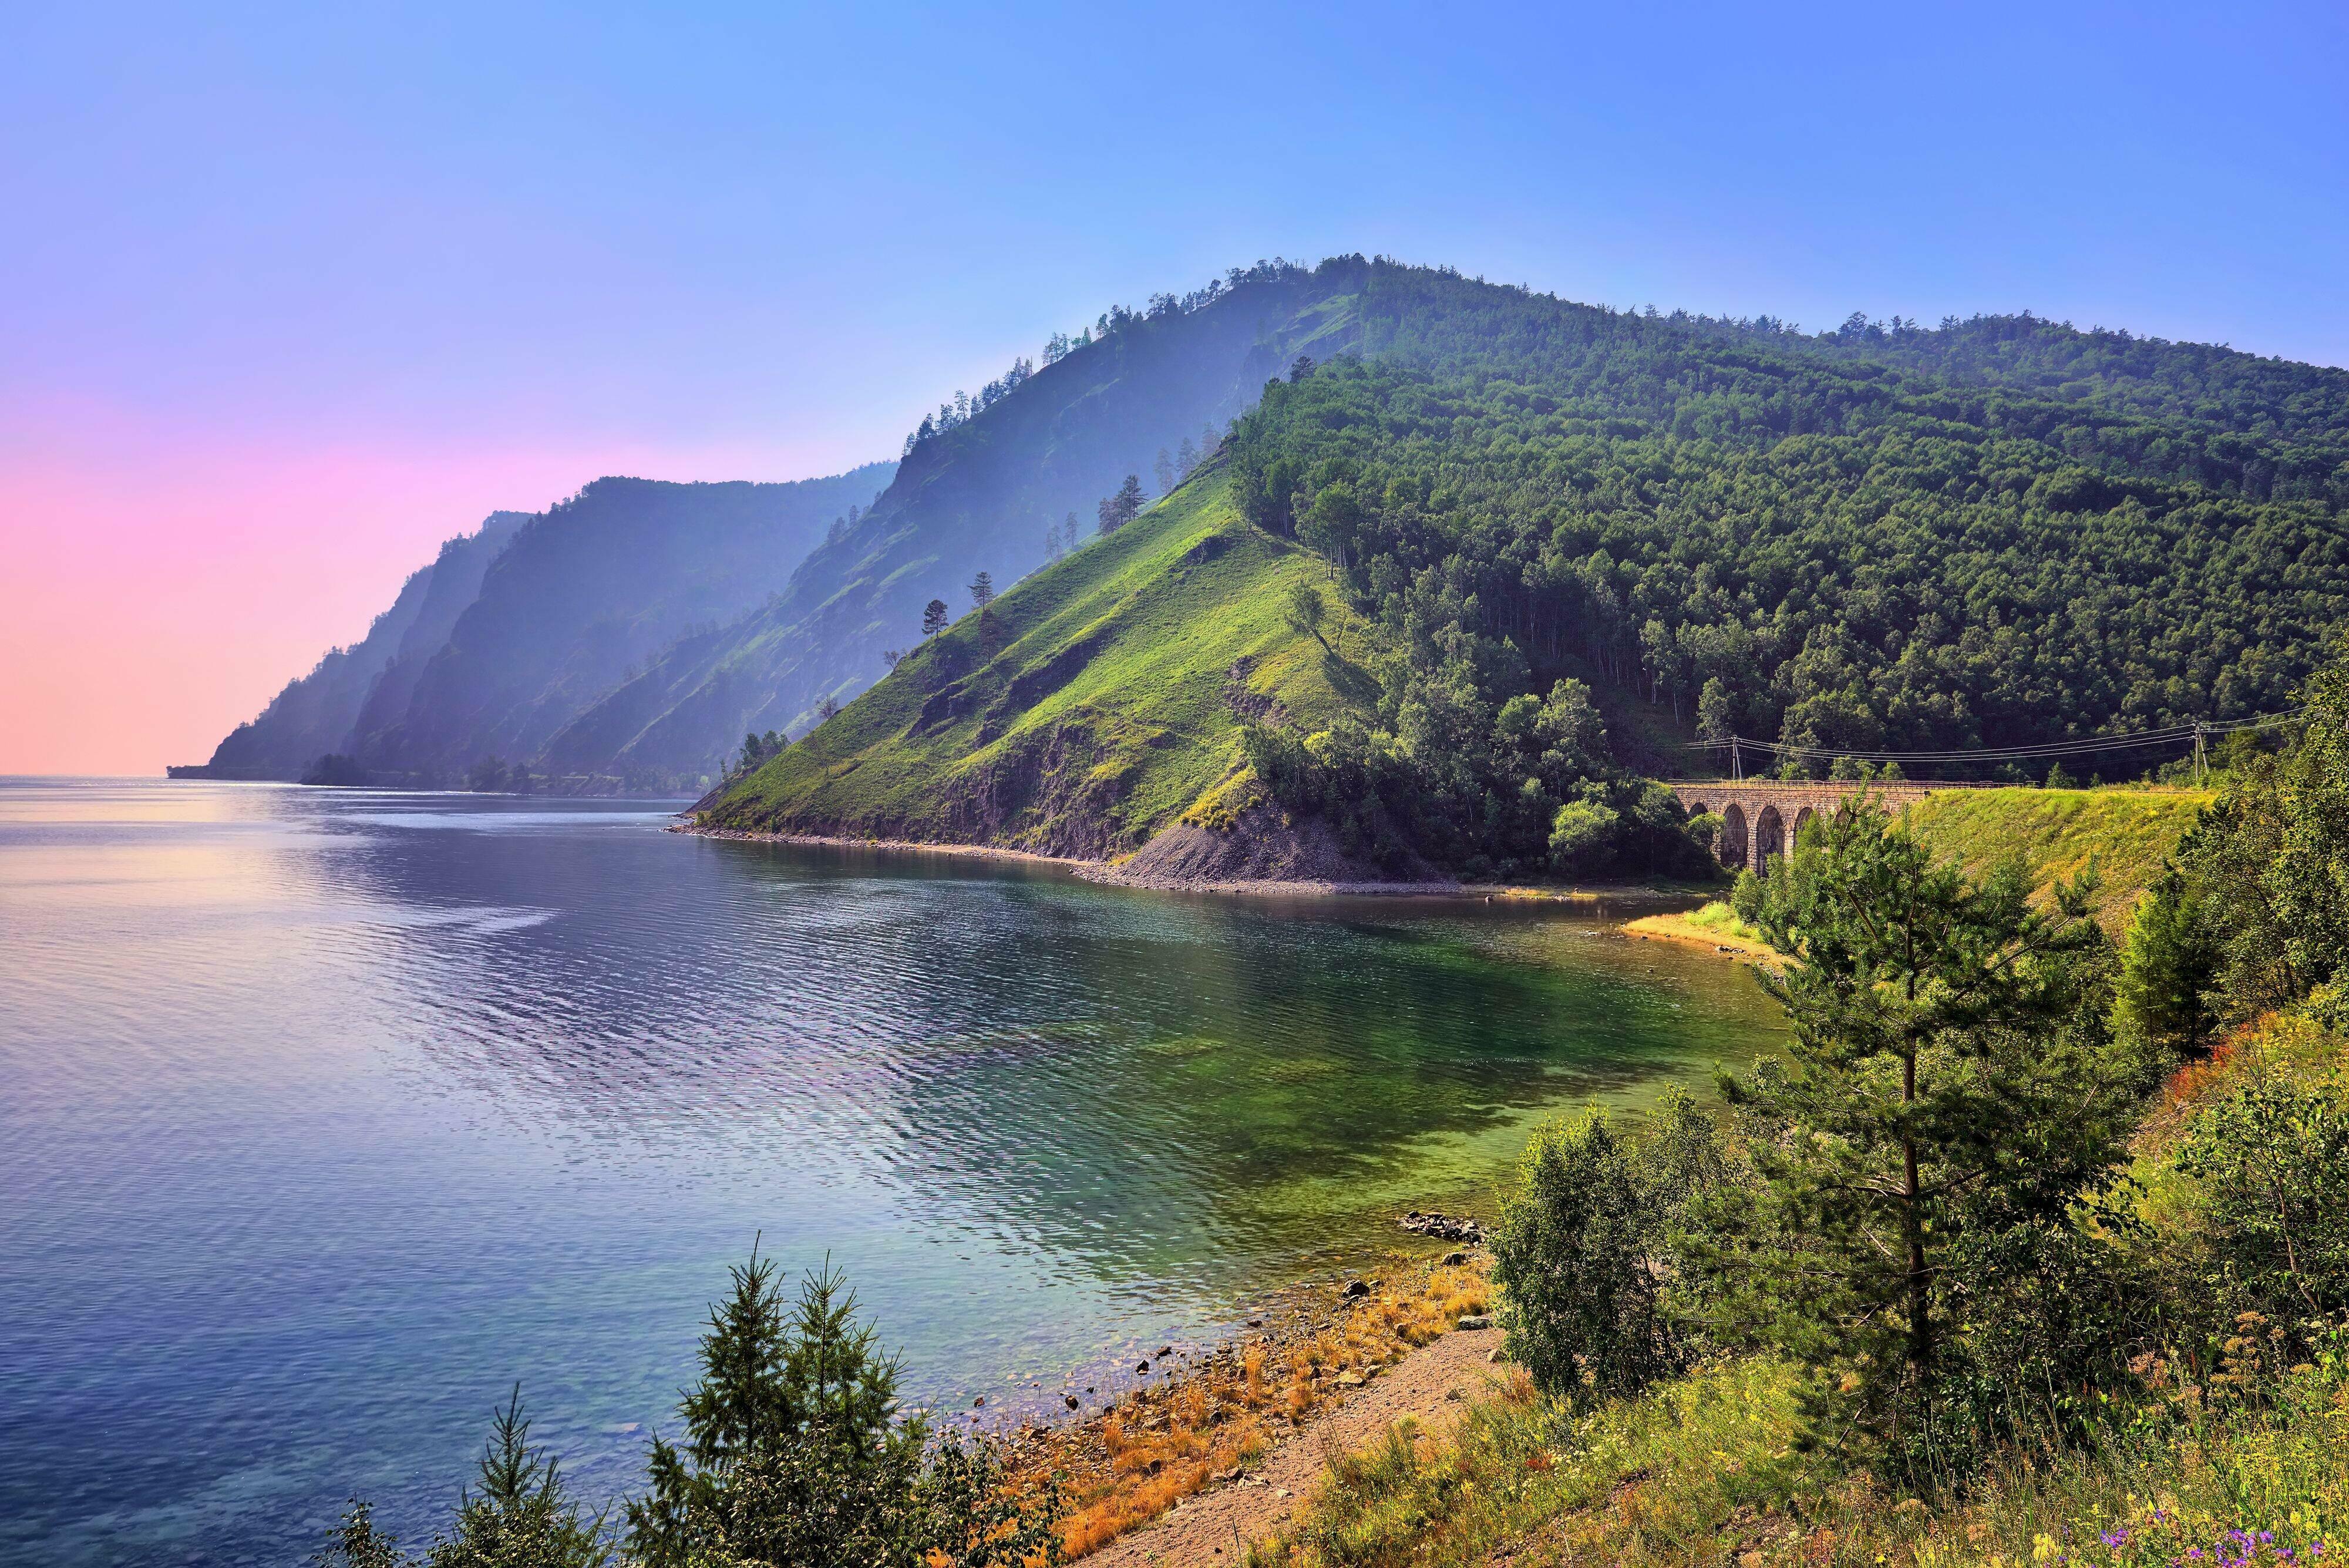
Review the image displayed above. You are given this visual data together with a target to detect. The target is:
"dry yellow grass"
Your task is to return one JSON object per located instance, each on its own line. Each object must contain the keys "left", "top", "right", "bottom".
{"left": 1033, "top": 1259, "right": 1491, "bottom": 1557}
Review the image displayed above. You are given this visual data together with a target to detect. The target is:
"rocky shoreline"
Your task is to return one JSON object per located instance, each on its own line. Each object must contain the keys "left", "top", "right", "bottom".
{"left": 990, "top": 1230, "right": 1500, "bottom": 1559}
{"left": 671, "top": 817, "right": 1714, "bottom": 906}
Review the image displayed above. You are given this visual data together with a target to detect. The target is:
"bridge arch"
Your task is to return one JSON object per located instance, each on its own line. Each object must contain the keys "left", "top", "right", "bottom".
{"left": 1719, "top": 802, "right": 1748, "bottom": 869}
{"left": 1754, "top": 804, "right": 1785, "bottom": 867}
{"left": 1792, "top": 805, "right": 1817, "bottom": 849}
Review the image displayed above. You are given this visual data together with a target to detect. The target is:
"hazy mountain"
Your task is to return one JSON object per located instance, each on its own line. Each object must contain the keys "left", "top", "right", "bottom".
{"left": 547, "top": 266, "right": 1361, "bottom": 780}
{"left": 186, "top": 465, "right": 893, "bottom": 788}
{"left": 186, "top": 511, "right": 527, "bottom": 780}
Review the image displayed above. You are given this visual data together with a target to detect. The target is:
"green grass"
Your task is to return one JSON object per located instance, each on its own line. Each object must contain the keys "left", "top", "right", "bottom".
{"left": 1249, "top": 1352, "right": 2349, "bottom": 1568}
{"left": 1903, "top": 787, "right": 2213, "bottom": 930}
{"left": 700, "top": 468, "right": 1373, "bottom": 854}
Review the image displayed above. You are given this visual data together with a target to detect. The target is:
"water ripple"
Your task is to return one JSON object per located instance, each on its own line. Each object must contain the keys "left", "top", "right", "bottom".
{"left": 0, "top": 779, "right": 1782, "bottom": 1567}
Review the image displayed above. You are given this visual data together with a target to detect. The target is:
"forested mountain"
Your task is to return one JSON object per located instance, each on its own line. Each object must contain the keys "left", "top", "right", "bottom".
{"left": 702, "top": 258, "right": 2349, "bottom": 881}
{"left": 184, "top": 465, "right": 892, "bottom": 788}
{"left": 187, "top": 511, "right": 527, "bottom": 780}
{"left": 551, "top": 264, "right": 1362, "bottom": 778}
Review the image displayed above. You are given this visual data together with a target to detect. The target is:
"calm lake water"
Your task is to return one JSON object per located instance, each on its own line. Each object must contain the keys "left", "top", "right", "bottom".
{"left": 0, "top": 778, "right": 1783, "bottom": 1566}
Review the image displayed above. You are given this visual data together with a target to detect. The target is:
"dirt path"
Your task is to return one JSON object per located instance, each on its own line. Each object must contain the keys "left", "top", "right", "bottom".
{"left": 1081, "top": 1324, "right": 1508, "bottom": 1566}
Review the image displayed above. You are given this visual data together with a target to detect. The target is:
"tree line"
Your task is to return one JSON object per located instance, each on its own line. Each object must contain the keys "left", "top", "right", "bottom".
{"left": 1217, "top": 264, "right": 2346, "bottom": 873}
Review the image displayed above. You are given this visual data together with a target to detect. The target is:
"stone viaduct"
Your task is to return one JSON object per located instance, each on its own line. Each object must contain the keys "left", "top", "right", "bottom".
{"left": 1667, "top": 779, "right": 1990, "bottom": 870}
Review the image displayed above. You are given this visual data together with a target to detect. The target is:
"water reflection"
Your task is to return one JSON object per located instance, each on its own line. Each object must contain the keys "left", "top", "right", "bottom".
{"left": 0, "top": 780, "right": 1782, "bottom": 1567}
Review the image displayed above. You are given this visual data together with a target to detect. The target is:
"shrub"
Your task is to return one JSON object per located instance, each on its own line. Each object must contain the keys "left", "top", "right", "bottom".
{"left": 1490, "top": 1096, "right": 1725, "bottom": 1409}
{"left": 2177, "top": 1075, "right": 2349, "bottom": 1330}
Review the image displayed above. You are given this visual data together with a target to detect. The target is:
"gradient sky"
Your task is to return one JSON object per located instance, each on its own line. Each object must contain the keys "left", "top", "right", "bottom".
{"left": 5, "top": 2, "right": 2344, "bottom": 774}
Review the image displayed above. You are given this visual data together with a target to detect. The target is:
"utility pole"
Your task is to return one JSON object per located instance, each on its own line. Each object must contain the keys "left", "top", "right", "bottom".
{"left": 1730, "top": 735, "right": 1742, "bottom": 782}
{"left": 2193, "top": 720, "right": 2207, "bottom": 788}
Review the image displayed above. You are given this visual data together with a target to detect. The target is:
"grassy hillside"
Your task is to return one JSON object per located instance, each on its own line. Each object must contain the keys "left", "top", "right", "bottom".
{"left": 1905, "top": 785, "right": 2212, "bottom": 927}
{"left": 576, "top": 268, "right": 1364, "bottom": 779}
{"left": 1643, "top": 786, "right": 2213, "bottom": 960}
{"left": 701, "top": 466, "right": 1369, "bottom": 856}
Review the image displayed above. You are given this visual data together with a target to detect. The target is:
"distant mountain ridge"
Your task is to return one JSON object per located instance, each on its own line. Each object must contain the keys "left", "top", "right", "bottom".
{"left": 186, "top": 510, "right": 529, "bottom": 781}
{"left": 189, "top": 254, "right": 2349, "bottom": 804}
{"left": 180, "top": 465, "right": 893, "bottom": 789}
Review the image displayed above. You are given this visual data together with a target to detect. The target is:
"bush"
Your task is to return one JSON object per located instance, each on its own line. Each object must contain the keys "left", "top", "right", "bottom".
{"left": 1490, "top": 1095, "right": 1726, "bottom": 1409}
{"left": 2178, "top": 1076, "right": 2349, "bottom": 1331}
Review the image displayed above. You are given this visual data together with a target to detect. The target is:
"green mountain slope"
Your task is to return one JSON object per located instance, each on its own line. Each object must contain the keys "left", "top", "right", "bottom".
{"left": 562, "top": 268, "right": 1364, "bottom": 780}
{"left": 701, "top": 259, "right": 2347, "bottom": 880}
{"left": 699, "top": 464, "right": 1367, "bottom": 857}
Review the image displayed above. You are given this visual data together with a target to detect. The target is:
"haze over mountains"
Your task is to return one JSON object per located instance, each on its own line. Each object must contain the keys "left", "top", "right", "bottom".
{"left": 195, "top": 255, "right": 2349, "bottom": 806}
{"left": 188, "top": 264, "right": 1351, "bottom": 790}
{"left": 184, "top": 468, "right": 893, "bottom": 789}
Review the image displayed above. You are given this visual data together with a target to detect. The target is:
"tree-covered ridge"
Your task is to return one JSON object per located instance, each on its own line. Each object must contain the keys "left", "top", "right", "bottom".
{"left": 1345, "top": 264, "right": 2349, "bottom": 504}
{"left": 1231, "top": 275, "right": 2349, "bottom": 772}
{"left": 1805, "top": 308, "right": 2349, "bottom": 455}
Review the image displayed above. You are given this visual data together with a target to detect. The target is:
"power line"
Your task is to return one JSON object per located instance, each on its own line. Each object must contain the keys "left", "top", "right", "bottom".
{"left": 1674, "top": 708, "right": 2306, "bottom": 768}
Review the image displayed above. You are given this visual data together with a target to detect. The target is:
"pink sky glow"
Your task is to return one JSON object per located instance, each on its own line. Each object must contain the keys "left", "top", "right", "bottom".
{"left": 1, "top": 401, "right": 850, "bottom": 776}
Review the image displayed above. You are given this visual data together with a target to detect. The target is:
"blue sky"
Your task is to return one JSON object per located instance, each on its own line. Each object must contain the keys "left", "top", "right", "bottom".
{"left": 4, "top": 0, "right": 2345, "bottom": 770}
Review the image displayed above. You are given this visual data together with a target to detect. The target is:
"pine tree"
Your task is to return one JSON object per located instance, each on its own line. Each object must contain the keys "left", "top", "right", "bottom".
{"left": 1109, "top": 472, "right": 1146, "bottom": 526}
{"left": 1692, "top": 798, "right": 2131, "bottom": 1466}
{"left": 428, "top": 1388, "right": 606, "bottom": 1567}
{"left": 314, "top": 1500, "right": 411, "bottom": 1568}
{"left": 967, "top": 571, "right": 995, "bottom": 610}
{"left": 920, "top": 599, "right": 949, "bottom": 637}
{"left": 1153, "top": 448, "right": 1176, "bottom": 496}
{"left": 2114, "top": 868, "right": 2220, "bottom": 1057}
{"left": 626, "top": 1254, "right": 948, "bottom": 1568}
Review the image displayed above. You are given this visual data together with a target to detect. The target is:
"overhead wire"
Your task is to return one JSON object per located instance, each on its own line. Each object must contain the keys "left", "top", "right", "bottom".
{"left": 1672, "top": 708, "right": 2304, "bottom": 768}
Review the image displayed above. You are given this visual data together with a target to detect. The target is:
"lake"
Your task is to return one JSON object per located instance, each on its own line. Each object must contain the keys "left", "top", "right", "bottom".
{"left": 0, "top": 778, "right": 1783, "bottom": 1565}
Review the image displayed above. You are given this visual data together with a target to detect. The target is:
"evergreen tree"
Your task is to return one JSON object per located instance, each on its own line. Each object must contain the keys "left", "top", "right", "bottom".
{"left": 428, "top": 1388, "right": 607, "bottom": 1567}
{"left": 920, "top": 600, "right": 949, "bottom": 638}
{"left": 1118, "top": 473, "right": 1146, "bottom": 521}
{"left": 2114, "top": 868, "right": 2220, "bottom": 1057}
{"left": 967, "top": 571, "right": 995, "bottom": 610}
{"left": 314, "top": 1501, "right": 410, "bottom": 1568}
{"left": 627, "top": 1253, "right": 918, "bottom": 1567}
{"left": 1693, "top": 798, "right": 2133, "bottom": 1467}
{"left": 1176, "top": 435, "right": 1199, "bottom": 479}
{"left": 1153, "top": 448, "right": 1176, "bottom": 496}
